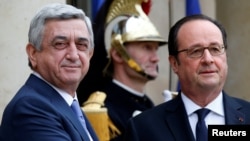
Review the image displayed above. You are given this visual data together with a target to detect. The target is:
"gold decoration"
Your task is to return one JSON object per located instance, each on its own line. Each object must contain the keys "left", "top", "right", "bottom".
{"left": 82, "top": 91, "right": 121, "bottom": 141}
{"left": 106, "top": 0, "right": 149, "bottom": 24}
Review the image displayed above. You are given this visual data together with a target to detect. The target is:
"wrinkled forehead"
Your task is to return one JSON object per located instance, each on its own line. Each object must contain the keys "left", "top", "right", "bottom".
{"left": 44, "top": 19, "right": 88, "bottom": 34}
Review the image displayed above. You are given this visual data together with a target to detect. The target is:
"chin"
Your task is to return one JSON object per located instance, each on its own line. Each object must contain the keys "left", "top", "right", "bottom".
{"left": 146, "top": 74, "right": 157, "bottom": 80}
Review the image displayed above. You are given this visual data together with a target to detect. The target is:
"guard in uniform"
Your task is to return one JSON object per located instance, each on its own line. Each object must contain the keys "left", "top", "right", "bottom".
{"left": 78, "top": 0, "right": 167, "bottom": 140}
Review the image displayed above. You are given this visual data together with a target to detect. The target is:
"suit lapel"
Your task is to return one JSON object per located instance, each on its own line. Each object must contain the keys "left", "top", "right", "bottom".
{"left": 223, "top": 93, "right": 245, "bottom": 124}
{"left": 27, "top": 74, "right": 91, "bottom": 141}
{"left": 164, "top": 94, "right": 196, "bottom": 141}
{"left": 162, "top": 91, "right": 247, "bottom": 141}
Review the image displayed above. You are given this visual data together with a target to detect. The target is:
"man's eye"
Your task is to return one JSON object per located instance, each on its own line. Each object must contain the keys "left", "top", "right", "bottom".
{"left": 190, "top": 48, "right": 202, "bottom": 54}
{"left": 210, "top": 47, "right": 220, "bottom": 53}
{"left": 76, "top": 43, "right": 89, "bottom": 51}
{"left": 143, "top": 45, "right": 151, "bottom": 50}
{"left": 53, "top": 42, "right": 68, "bottom": 49}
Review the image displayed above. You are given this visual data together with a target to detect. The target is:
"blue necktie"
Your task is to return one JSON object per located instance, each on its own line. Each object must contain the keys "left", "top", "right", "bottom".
{"left": 71, "top": 99, "right": 92, "bottom": 141}
{"left": 195, "top": 108, "right": 210, "bottom": 141}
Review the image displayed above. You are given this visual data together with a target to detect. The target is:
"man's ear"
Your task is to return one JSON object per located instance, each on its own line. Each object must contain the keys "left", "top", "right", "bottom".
{"left": 26, "top": 43, "right": 38, "bottom": 69}
{"left": 89, "top": 48, "right": 94, "bottom": 59}
{"left": 169, "top": 56, "right": 178, "bottom": 73}
{"left": 110, "top": 47, "right": 123, "bottom": 63}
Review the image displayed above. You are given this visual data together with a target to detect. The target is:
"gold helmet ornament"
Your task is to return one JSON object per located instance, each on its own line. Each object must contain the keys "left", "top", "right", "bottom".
{"left": 103, "top": 0, "right": 167, "bottom": 79}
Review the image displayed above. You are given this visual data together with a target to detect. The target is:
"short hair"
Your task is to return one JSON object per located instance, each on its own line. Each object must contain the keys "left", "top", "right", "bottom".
{"left": 28, "top": 3, "right": 94, "bottom": 50}
{"left": 168, "top": 14, "right": 227, "bottom": 57}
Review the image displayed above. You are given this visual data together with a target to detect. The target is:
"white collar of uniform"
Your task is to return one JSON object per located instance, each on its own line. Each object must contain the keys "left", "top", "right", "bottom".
{"left": 181, "top": 91, "right": 224, "bottom": 117}
{"left": 113, "top": 79, "right": 144, "bottom": 97}
{"left": 32, "top": 71, "right": 76, "bottom": 106}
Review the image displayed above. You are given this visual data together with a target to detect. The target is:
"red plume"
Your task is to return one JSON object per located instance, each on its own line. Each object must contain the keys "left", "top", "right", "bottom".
{"left": 142, "top": 0, "right": 152, "bottom": 15}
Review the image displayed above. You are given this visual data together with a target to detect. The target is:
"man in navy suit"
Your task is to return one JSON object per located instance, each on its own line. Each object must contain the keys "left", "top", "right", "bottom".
{"left": 123, "top": 14, "right": 250, "bottom": 141}
{"left": 0, "top": 3, "right": 98, "bottom": 141}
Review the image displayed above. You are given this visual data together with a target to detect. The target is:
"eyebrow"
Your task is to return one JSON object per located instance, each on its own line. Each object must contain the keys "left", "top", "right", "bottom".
{"left": 52, "top": 36, "right": 89, "bottom": 43}
{"left": 188, "top": 43, "right": 221, "bottom": 49}
{"left": 51, "top": 35, "right": 67, "bottom": 42}
{"left": 77, "top": 37, "right": 89, "bottom": 43}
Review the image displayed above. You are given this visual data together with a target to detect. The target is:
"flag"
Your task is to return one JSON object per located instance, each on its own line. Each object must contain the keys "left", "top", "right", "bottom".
{"left": 186, "top": 0, "right": 201, "bottom": 16}
{"left": 177, "top": 0, "right": 201, "bottom": 91}
{"left": 92, "top": 0, "right": 105, "bottom": 19}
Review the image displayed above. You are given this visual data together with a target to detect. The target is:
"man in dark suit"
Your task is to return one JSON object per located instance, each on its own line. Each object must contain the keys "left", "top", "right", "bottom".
{"left": 123, "top": 14, "right": 250, "bottom": 141}
{"left": 0, "top": 3, "right": 98, "bottom": 141}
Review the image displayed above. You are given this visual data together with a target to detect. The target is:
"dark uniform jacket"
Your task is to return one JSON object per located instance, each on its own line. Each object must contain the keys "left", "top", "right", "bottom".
{"left": 101, "top": 80, "right": 154, "bottom": 141}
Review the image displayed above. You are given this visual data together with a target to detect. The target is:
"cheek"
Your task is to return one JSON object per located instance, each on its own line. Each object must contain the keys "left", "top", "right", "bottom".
{"left": 218, "top": 58, "right": 228, "bottom": 76}
{"left": 79, "top": 52, "right": 92, "bottom": 65}
{"left": 179, "top": 64, "right": 194, "bottom": 75}
{"left": 127, "top": 48, "right": 143, "bottom": 58}
{"left": 35, "top": 55, "right": 57, "bottom": 74}
{"left": 216, "top": 55, "right": 227, "bottom": 68}
{"left": 52, "top": 53, "right": 65, "bottom": 64}
{"left": 44, "top": 52, "right": 67, "bottom": 71}
{"left": 177, "top": 59, "right": 197, "bottom": 73}
{"left": 131, "top": 50, "right": 148, "bottom": 61}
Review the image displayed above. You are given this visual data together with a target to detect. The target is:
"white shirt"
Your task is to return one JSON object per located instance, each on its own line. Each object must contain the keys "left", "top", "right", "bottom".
{"left": 181, "top": 92, "right": 225, "bottom": 138}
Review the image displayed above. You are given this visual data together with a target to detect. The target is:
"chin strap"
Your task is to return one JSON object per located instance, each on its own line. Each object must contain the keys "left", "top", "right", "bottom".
{"left": 111, "top": 34, "right": 156, "bottom": 80}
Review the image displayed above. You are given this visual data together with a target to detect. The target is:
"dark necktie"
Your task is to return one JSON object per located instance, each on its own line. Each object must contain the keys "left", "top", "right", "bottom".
{"left": 195, "top": 108, "right": 210, "bottom": 141}
{"left": 71, "top": 99, "right": 92, "bottom": 141}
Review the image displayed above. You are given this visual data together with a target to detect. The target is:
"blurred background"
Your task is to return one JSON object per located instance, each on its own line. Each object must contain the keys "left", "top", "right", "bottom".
{"left": 1, "top": 0, "right": 249, "bottom": 123}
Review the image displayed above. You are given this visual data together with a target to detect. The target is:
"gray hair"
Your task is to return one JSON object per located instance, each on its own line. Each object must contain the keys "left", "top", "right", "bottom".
{"left": 28, "top": 3, "right": 94, "bottom": 50}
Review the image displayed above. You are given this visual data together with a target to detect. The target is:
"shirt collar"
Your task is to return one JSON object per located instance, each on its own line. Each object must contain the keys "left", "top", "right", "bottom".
{"left": 32, "top": 71, "right": 76, "bottom": 106}
{"left": 182, "top": 92, "right": 224, "bottom": 117}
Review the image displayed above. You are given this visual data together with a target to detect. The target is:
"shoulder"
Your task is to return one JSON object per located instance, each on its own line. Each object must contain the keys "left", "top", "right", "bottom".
{"left": 223, "top": 92, "right": 250, "bottom": 107}
{"left": 223, "top": 92, "right": 250, "bottom": 116}
{"left": 132, "top": 100, "right": 174, "bottom": 121}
